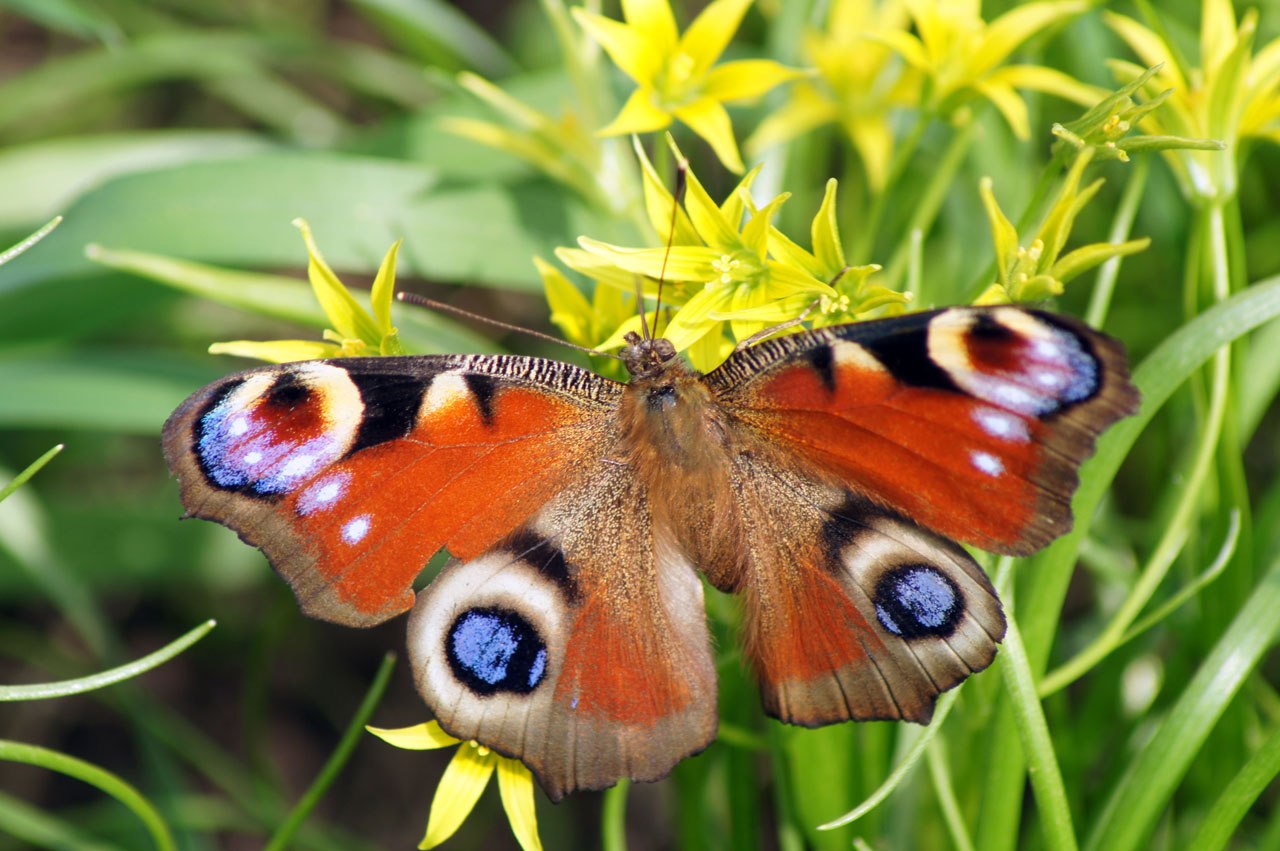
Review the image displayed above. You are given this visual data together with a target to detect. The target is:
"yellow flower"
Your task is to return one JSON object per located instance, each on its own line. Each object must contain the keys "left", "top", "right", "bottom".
{"left": 873, "top": 0, "right": 1095, "bottom": 138}
{"left": 974, "top": 151, "right": 1150, "bottom": 304}
{"left": 573, "top": 0, "right": 807, "bottom": 173}
{"left": 1105, "top": 0, "right": 1280, "bottom": 200}
{"left": 716, "top": 178, "right": 908, "bottom": 329}
{"left": 747, "top": 0, "right": 916, "bottom": 191}
{"left": 563, "top": 138, "right": 835, "bottom": 370}
{"left": 368, "top": 722, "right": 542, "bottom": 851}
{"left": 209, "top": 219, "right": 404, "bottom": 363}
{"left": 440, "top": 72, "right": 607, "bottom": 208}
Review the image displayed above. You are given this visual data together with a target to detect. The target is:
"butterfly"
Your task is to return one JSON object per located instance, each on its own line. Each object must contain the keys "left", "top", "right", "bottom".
{"left": 163, "top": 305, "right": 1138, "bottom": 800}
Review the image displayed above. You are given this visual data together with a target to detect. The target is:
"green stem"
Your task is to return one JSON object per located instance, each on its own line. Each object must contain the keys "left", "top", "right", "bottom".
{"left": 601, "top": 778, "right": 629, "bottom": 851}
{"left": 263, "top": 653, "right": 395, "bottom": 851}
{"left": 995, "top": 610, "right": 1078, "bottom": 851}
{"left": 1085, "top": 154, "right": 1150, "bottom": 327}
{"left": 883, "top": 119, "right": 978, "bottom": 295}
{"left": 851, "top": 112, "right": 929, "bottom": 261}
{"left": 927, "top": 738, "right": 977, "bottom": 851}
{"left": 1038, "top": 201, "right": 1230, "bottom": 694}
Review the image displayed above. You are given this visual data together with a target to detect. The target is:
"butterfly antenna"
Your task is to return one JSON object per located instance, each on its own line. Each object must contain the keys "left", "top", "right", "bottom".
{"left": 397, "top": 292, "right": 624, "bottom": 361}
{"left": 649, "top": 156, "right": 688, "bottom": 340}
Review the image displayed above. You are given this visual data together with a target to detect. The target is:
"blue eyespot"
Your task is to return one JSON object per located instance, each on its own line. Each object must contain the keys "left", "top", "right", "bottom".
{"left": 446, "top": 607, "right": 548, "bottom": 695}
{"left": 874, "top": 565, "right": 962, "bottom": 640}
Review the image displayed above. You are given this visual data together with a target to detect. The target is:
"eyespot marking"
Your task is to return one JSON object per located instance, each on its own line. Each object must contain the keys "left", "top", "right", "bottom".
{"left": 874, "top": 564, "right": 962, "bottom": 639}
{"left": 194, "top": 364, "right": 361, "bottom": 496}
{"left": 446, "top": 606, "right": 548, "bottom": 695}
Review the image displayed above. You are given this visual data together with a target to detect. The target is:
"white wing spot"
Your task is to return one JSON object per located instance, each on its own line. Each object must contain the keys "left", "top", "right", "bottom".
{"left": 971, "top": 451, "right": 1004, "bottom": 477}
{"left": 281, "top": 453, "right": 317, "bottom": 478}
{"left": 229, "top": 417, "right": 249, "bottom": 437}
{"left": 973, "top": 406, "right": 1029, "bottom": 442}
{"left": 243, "top": 450, "right": 263, "bottom": 465}
{"left": 342, "top": 515, "right": 372, "bottom": 545}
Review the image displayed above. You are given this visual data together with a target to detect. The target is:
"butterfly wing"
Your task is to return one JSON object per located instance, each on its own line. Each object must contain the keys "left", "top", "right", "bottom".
{"left": 728, "top": 460, "right": 1004, "bottom": 724}
{"left": 163, "top": 355, "right": 621, "bottom": 626}
{"left": 406, "top": 460, "right": 718, "bottom": 800}
{"left": 709, "top": 306, "right": 1140, "bottom": 556}
{"left": 704, "top": 306, "right": 1137, "bottom": 724}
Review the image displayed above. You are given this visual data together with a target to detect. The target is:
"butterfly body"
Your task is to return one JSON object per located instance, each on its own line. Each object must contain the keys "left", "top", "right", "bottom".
{"left": 164, "top": 306, "right": 1138, "bottom": 799}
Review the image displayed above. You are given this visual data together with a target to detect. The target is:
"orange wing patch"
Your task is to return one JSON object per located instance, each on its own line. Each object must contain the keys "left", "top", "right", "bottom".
{"left": 276, "top": 385, "right": 607, "bottom": 624}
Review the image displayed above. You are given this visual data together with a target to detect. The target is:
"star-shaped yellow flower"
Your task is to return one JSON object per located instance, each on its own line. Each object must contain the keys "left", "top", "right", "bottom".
{"left": 573, "top": 0, "right": 806, "bottom": 173}
{"left": 873, "top": 0, "right": 1095, "bottom": 138}
{"left": 210, "top": 219, "right": 404, "bottom": 363}
{"left": 1105, "top": 0, "right": 1280, "bottom": 200}
{"left": 561, "top": 138, "right": 835, "bottom": 370}
{"left": 369, "top": 722, "right": 542, "bottom": 851}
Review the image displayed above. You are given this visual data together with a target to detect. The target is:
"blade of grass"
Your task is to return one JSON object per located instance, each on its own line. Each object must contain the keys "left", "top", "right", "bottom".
{"left": 263, "top": 653, "right": 396, "bottom": 851}
{"left": 1084, "top": 550, "right": 1280, "bottom": 851}
{"left": 0, "top": 788, "right": 123, "bottom": 851}
{"left": 0, "top": 620, "right": 215, "bottom": 701}
{"left": 0, "top": 740, "right": 175, "bottom": 851}
{"left": 0, "top": 444, "right": 62, "bottom": 505}
{"left": 1185, "top": 720, "right": 1280, "bottom": 851}
{"left": 819, "top": 689, "right": 961, "bottom": 829}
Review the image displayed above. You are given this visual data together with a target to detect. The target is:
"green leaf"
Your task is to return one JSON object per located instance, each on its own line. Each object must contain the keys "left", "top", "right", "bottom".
{"left": 0, "top": 352, "right": 219, "bottom": 433}
{"left": 348, "top": 0, "right": 515, "bottom": 76}
{"left": 86, "top": 245, "right": 494, "bottom": 354}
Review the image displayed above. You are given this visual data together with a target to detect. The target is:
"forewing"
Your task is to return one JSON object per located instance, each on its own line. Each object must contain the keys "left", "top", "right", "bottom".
{"left": 163, "top": 355, "right": 619, "bottom": 626}
{"left": 709, "top": 307, "right": 1140, "bottom": 555}
{"left": 407, "top": 461, "right": 718, "bottom": 800}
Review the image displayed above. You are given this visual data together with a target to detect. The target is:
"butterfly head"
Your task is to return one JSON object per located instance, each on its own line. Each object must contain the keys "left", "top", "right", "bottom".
{"left": 620, "top": 332, "right": 678, "bottom": 379}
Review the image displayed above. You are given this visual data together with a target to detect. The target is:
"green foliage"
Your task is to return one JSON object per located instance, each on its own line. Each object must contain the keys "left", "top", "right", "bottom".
{"left": 1, "top": 0, "right": 1279, "bottom": 849}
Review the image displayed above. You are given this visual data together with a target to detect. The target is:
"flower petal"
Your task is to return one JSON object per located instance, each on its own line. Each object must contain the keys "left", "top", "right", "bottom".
{"left": 367, "top": 721, "right": 461, "bottom": 751}
{"left": 842, "top": 113, "right": 895, "bottom": 193}
{"left": 293, "top": 219, "right": 381, "bottom": 345}
{"left": 746, "top": 84, "right": 837, "bottom": 153}
{"left": 973, "top": 78, "right": 1031, "bottom": 139}
{"left": 208, "top": 340, "right": 340, "bottom": 363}
{"left": 673, "top": 96, "right": 745, "bottom": 173}
{"left": 864, "top": 29, "right": 931, "bottom": 71}
{"left": 666, "top": 136, "right": 742, "bottom": 247}
{"left": 599, "top": 88, "right": 673, "bottom": 136}
{"left": 633, "top": 136, "right": 700, "bottom": 244}
{"left": 977, "top": 0, "right": 1086, "bottom": 75}
{"left": 623, "top": 0, "right": 678, "bottom": 57}
{"left": 496, "top": 757, "right": 544, "bottom": 851}
{"left": 811, "top": 178, "right": 845, "bottom": 276}
{"left": 573, "top": 8, "right": 663, "bottom": 84}
{"left": 979, "top": 177, "right": 1019, "bottom": 285}
{"left": 370, "top": 239, "right": 402, "bottom": 342}
{"left": 1103, "top": 12, "right": 1186, "bottom": 92}
{"left": 680, "top": 0, "right": 753, "bottom": 76}
{"left": 990, "top": 64, "right": 1102, "bottom": 107}
{"left": 421, "top": 746, "right": 497, "bottom": 850}
{"left": 702, "top": 59, "right": 809, "bottom": 102}
{"left": 578, "top": 237, "right": 720, "bottom": 281}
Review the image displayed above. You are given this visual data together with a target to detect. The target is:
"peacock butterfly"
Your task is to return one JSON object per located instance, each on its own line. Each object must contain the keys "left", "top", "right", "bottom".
{"left": 163, "top": 304, "right": 1138, "bottom": 800}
